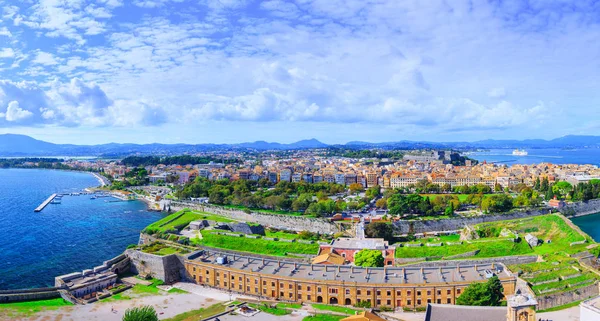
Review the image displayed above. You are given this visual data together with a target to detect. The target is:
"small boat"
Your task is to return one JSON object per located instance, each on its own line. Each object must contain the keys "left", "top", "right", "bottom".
{"left": 51, "top": 199, "right": 61, "bottom": 204}
{"left": 90, "top": 196, "right": 97, "bottom": 200}
{"left": 512, "top": 149, "right": 528, "bottom": 156}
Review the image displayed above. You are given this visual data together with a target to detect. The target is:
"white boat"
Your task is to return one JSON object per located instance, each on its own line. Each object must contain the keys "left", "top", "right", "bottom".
{"left": 512, "top": 149, "right": 528, "bottom": 156}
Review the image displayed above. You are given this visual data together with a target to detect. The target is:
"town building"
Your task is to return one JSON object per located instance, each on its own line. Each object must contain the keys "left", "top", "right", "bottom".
{"left": 184, "top": 250, "right": 516, "bottom": 309}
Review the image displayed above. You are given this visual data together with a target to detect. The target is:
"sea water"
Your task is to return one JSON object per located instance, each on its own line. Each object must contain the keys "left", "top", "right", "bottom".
{"left": 0, "top": 168, "right": 166, "bottom": 290}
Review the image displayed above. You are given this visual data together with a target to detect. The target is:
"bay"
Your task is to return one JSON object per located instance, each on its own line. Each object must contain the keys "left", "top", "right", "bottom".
{"left": 469, "top": 148, "right": 600, "bottom": 166}
{"left": 0, "top": 168, "right": 166, "bottom": 290}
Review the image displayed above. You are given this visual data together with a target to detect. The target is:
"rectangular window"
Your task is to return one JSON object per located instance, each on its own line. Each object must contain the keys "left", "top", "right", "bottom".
{"left": 263, "top": 289, "right": 266, "bottom": 294}
{"left": 377, "top": 290, "right": 381, "bottom": 296}
{"left": 387, "top": 291, "right": 391, "bottom": 296}
{"left": 254, "top": 279, "right": 258, "bottom": 284}
{"left": 239, "top": 277, "right": 242, "bottom": 281}
{"left": 263, "top": 281, "right": 266, "bottom": 286}
{"left": 417, "top": 299, "right": 421, "bottom": 305}
{"left": 307, "top": 286, "right": 311, "bottom": 291}
{"left": 280, "top": 292, "right": 284, "bottom": 297}
{"left": 298, "top": 285, "right": 302, "bottom": 290}
{"left": 247, "top": 286, "right": 250, "bottom": 291}
{"left": 206, "top": 271, "right": 209, "bottom": 275}
{"left": 254, "top": 287, "right": 258, "bottom": 293}
{"left": 437, "top": 299, "right": 441, "bottom": 304}
{"left": 224, "top": 282, "right": 227, "bottom": 287}
{"left": 357, "top": 290, "right": 361, "bottom": 295}
{"left": 427, "top": 290, "right": 431, "bottom": 296}
{"left": 427, "top": 299, "right": 431, "bottom": 304}
{"left": 231, "top": 275, "right": 235, "bottom": 280}
{"left": 289, "top": 284, "right": 293, "bottom": 289}
{"left": 193, "top": 267, "right": 196, "bottom": 272}
{"left": 367, "top": 290, "right": 371, "bottom": 295}
{"left": 457, "top": 289, "right": 461, "bottom": 294}
{"left": 298, "top": 294, "right": 302, "bottom": 300}
{"left": 317, "top": 287, "right": 322, "bottom": 293}
{"left": 417, "top": 291, "right": 421, "bottom": 296}
{"left": 346, "top": 289, "right": 350, "bottom": 295}
{"left": 437, "top": 290, "right": 441, "bottom": 295}
{"left": 447, "top": 298, "right": 451, "bottom": 304}
{"left": 407, "top": 300, "right": 412, "bottom": 305}
{"left": 307, "top": 295, "right": 311, "bottom": 301}
{"left": 216, "top": 272, "right": 219, "bottom": 277}
{"left": 272, "top": 282, "right": 275, "bottom": 287}
{"left": 239, "top": 285, "right": 242, "bottom": 290}
{"left": 447, "top": 289, "right": 451, "bottom": 295}
{"left": 377, "top": 299, "right": 381, "bottom": 305}
{"left": 396, "top": 291, "right": 401, "bottom": 296}
{"left": 387, "top": 300, "right": 391, "bottom": 305}
{"left": 407, "top": 290, "right": 411, "bottom": 296}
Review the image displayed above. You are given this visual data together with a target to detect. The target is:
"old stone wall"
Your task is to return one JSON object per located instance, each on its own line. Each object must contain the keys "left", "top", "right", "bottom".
{"left": 0, "top": 288, "right": 60, "bottom": 303}
{"left": 560, "top": 199, "right": 600, "bottom": 217}
{"left": 537, "top": 283, "right": 599, "bottom": 310}
{"left": 125, "top": 249, "right": 184, "bottom": 284}
{"left": 392, "top": 208, "right": 554, "bottom": 234}
{"left": 169, "top": 202, "right": 340, "bottom": 234}
{"left": 397, "top": 255, "right": 538, "bottom": 268}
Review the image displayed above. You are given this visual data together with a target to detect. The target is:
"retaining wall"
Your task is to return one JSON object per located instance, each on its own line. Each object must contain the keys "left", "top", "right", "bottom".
{"left": 0, "top": 288, "right": 60, "bottom": 303}
{"left": 392, "top": 208, "right": 554, "bottom": 234}
{"left": 168, "top": 202, "right": 339, "bottom": 234}
{"left": 397, "top": 255, "right": 538, "bottom": 268}
{"left": 537, "top": 282, "right": 599, "bottom": 311}
{"left": 125, "top": 249, "right": 185, "bottom": 284}
{"left": 560, "top": 199, "right": 600, "bottom": 217}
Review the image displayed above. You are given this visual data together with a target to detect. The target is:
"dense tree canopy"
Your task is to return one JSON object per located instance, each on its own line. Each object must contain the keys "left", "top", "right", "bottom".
{"left": 365, "top": 222, "right": 394, "bottom": 241}
{"left": 455, "top": 276, "right": 504, "bottom": 306}
{"left": 354, "top": 249, "right": 384, "bottom": 267}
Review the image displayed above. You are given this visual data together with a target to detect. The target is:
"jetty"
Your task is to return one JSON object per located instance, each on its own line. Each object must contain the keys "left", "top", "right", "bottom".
{"left": 34, "top": 194, "right": 57, "bottom": 212}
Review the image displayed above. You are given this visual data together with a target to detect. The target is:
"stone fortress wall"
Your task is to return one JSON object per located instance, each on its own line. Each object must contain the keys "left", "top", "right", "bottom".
{"left": 168, "top": 201, "right": 340, "bottom": 234}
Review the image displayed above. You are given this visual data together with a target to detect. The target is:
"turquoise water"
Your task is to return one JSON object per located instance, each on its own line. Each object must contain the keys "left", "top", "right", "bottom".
{"left": 0, "top": 169, "right": 166, "bottom": 290}
{"left": 572, "top": 213, "right": 600, "bottom": 242}
{"left": 470, "top": 148, "right": 600, "bottom": 166}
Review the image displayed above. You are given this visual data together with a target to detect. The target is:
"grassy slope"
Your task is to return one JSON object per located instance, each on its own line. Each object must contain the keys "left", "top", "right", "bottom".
{"left": 396, "top": 214, "right": 591, "bottom": 259}
{"left": 0, "top": 298, "right": 72, "bottom": 318}
{"left": 163, "top": 303, "right": 227, "bottom": 321}
{"left": 192, "top": 231, "right": 319, "bottom": 256}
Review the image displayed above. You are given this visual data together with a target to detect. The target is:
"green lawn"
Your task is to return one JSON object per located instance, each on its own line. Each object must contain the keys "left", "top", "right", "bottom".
{"left": 303, "top": 315, "right": 346, "bottom": 321}
{"left": 312, "top": 303, "right": 358, "bottom": 315}
{"left": 163, "top": 303, "right": 227, "bottom": 321}
{"left": 420, "top": 194, "right": 493, "bottom": 203}
{"left": 140, "top": 242, "right": 187, "bottom": 256}
{"left": 192, "top": 231, "right": 319, "bottom": 257}
{"left": 144, "top": 209, "right": 205, "bottom": 233}
{"left": 248, "top": 303, "right": 291, "bottom": 315}
{"left": 0, "top": 298, "right": 72, "bottom": 318}
{"left": 396, "top": 214, "right": 591, "bottom": 260}
{"left": 396, "top": 238, "right": 532, "bottom": 259}
{"left": 277, "top": 302, "right": 303, "bottom": 309}
{"left": 189, "top": 211, "right": 237, "bottom": 223}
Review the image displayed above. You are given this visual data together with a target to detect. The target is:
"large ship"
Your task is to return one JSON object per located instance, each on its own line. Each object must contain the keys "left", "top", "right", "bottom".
{"left": 512, "top": 149, "right": 528, "bottom": 156}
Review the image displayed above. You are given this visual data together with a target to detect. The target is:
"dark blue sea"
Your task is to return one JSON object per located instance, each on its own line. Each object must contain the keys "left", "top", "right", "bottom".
{"left": 0, "top": 169, "right": 166, "bottom": 290}
{"left": 469, "top": 148, "right": 600, "bottom": 166}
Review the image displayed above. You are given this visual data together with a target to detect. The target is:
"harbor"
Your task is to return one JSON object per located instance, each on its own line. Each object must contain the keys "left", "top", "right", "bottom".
{"left": 34, "top": 193, "right": 57, "bottom": 212}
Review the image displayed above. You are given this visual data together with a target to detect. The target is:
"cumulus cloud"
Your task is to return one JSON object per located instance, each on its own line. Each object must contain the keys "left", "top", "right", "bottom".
{"left": 32, "top": 51, "right": 59, "bottom": 65}
{"left": 4, "top": 101, "right": 33, "bottom": 121}
{"left": 0, "top": 78, "right": 168, "bottom": 127}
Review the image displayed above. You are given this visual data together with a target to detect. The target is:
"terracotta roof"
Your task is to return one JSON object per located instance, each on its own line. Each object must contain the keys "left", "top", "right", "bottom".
{"left": 312, "top": 252, "right": 346, "bottom": 265}
{"left": 341, "top": 311, "right": 386, "bottom": 321}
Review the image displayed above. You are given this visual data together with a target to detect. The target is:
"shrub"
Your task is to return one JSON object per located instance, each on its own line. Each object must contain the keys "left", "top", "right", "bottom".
{"left": 355, "top": 301, "right": 371, "bottom": 308}
{"left": 122, "top": 306, "right": 158, "bottom": 321}
{"left": 126, "top": 244, "right": 138, "bottom": 249}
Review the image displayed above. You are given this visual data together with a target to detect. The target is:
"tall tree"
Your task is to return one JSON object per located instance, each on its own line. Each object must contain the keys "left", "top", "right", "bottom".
{"left": 122, "top": 306, "right": 158, "bottom": 321}
{"left": 365, "top": 222, "right": 394, "bottom": 241}
{"left": 456, "top": 276, "right": 504, "bottom": 306}
{"left": 354, "top": 249, "right": 384, "bottom": 267}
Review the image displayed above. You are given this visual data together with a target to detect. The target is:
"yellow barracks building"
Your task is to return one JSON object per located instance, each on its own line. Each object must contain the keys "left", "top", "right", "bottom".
{"left": 185, "top": 250, "right": 516, "bottom": 308}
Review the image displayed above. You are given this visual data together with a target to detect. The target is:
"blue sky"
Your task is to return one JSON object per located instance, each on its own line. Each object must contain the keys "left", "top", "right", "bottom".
{"left": 0, "top": 0, "right": 599, "bottom": 144}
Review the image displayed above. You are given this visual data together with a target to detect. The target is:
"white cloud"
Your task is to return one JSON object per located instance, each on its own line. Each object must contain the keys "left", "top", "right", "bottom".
{"left": 0, "top": 48, "right": 14, "bottom": 58}
{"left": 0, "top": 27, "right": 11, "bottom": 37}
{"left": 32, "top": 51, "right": 59, "bottom": 65}
{"left": 5, "top": 101, "right": 33, "bottom": 121}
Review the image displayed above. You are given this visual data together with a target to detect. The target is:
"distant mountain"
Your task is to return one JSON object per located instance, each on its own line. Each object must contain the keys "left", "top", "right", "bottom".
{"left": 1, "top": 134, "right": 600, "bottom": 157}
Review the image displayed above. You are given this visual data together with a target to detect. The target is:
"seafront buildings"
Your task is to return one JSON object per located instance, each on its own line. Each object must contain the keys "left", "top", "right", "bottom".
{"left": 64, "top": 151, "right": 600, "bottom": 190}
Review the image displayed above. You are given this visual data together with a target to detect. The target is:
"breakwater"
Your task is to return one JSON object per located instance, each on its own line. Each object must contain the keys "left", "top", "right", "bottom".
{"left": 34, "top": 193, "right": 57, "bottom": 212}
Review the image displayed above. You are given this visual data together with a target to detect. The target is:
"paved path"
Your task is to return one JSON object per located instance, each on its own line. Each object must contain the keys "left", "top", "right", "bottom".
{"left": 6, "top": 283, "right": 249, "bottom": 321}
{"left": 537, "top": 306, "right": 580, "bottom": 321}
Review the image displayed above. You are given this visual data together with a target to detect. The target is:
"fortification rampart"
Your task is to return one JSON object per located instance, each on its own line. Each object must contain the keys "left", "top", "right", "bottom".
{"left": 536, "top": 282, "right": 599, "bottom": 310}
{"left": 168, "top": 201, "right": 340, "bottom": 234}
